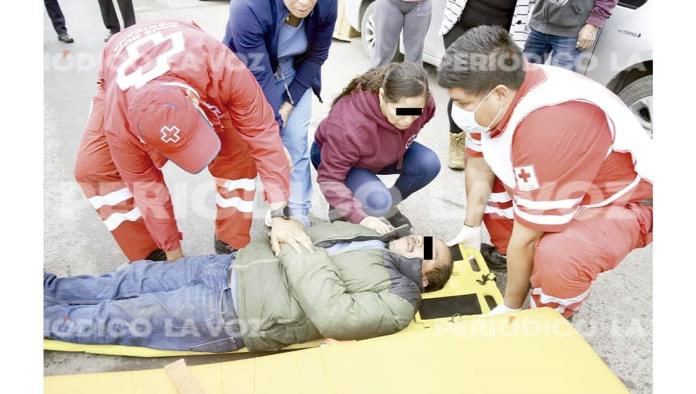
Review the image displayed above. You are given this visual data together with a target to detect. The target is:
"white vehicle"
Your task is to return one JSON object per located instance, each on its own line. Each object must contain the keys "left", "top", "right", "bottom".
{"left": 345, "top": 0, "right": 652, "bottom": 136}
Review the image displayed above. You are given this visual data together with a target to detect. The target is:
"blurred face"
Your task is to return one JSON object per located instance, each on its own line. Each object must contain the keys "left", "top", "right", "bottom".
{"left": 379, "top": 89, "right": 428, "bottom": 130}
{"left": 388, "top": 235, "right": 452, "bottom": 288}
{"left": 284, "top": 0, "right": 317, "bottom": 18}
{"left": 448, "top": 85, "right": 513, "bottom": 131}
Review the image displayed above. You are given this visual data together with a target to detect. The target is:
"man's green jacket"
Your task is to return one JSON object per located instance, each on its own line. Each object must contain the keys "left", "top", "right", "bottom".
{"left": 234, "top": 222, "right": 423, "bottom": 351}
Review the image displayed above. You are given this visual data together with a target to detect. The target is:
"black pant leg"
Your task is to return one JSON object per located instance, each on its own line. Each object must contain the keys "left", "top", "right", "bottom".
{"left": 44, "top": 0, "right": 67, "bottom": 35}
{"left": 116, "top": 0, "right": 136, "bottom": 28}
{"left": 98, "top": 0, "right": 120, "bottom": 33}
{"left": 443, "top": 21, "right": 467, "bottom": 50}
{"left": 447, "top": 98, "right": 463, "bottom": 134}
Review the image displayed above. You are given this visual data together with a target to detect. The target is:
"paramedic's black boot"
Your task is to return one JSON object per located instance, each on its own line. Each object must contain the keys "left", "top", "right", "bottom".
{"left": 480, "top": 243, "right": 508, "bottom": 273}
{"left": 146, "top": 248, "right": 167, "bottom": 262}
{"left": 214, "top": 238, "right": 238, "bottom": 256}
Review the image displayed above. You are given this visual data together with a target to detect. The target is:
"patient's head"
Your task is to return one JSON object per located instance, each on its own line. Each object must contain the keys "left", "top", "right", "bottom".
{"left": 388, "top": 235, "right": 454, "bottom": 292}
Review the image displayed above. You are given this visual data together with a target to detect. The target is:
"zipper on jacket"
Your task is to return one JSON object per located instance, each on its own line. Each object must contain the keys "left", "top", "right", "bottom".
{"left": 276, "top": 63, "right": 295, "bottom": 105}
{"left": 397, "top": 133, "right": 408, "bottom": 170}
{"left": 276, "top": 8, "right": 296, "bottom": 106}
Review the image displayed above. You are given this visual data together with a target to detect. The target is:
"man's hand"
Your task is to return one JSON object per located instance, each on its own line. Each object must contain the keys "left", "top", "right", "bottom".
{"left": 270, "top": 217, "right": 313, "bottom": 256}
{"left": 166, "top": 248, "right": 184, "bottom": 262}
{"left": 577, "top": 24, "right": 599, "bottom": 50}
{"left": 359, "top": 216, "right": 394, "bottom": 235}
{"left": 279, "top": 102, "right": 294, "bottom": 126}
{"left": 447, "top": 223, "right": 482, "bottom": 248}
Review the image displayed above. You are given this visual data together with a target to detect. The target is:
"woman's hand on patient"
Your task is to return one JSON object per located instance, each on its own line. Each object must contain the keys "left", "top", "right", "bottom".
{"left": 359, "top": 216, "right": 393, "bottom": 235}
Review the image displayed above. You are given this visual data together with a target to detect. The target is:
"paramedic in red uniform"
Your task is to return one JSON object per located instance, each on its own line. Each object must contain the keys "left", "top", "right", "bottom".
{"left": 438, "top": 26, "right": 653, "bottom": 318}
{"left": 74, "top": 20, "right": 313, "bottom": 263}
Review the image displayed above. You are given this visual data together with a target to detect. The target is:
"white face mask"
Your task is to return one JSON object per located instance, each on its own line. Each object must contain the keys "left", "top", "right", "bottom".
{"left": 450, "top": 89, "right": 504, "bottom": 134}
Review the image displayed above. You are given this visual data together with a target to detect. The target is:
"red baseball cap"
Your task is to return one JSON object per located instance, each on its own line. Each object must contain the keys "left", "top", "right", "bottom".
{"left": 128, "top": 82, "right": 221, "bottom": 174}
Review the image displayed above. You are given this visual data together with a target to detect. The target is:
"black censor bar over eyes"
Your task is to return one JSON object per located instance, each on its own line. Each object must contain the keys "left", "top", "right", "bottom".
{"left": 396, "top": 107, "right": 423, "bottom": 116}
{"left": 424, "top": 236, "right": 433, "bottom": 260}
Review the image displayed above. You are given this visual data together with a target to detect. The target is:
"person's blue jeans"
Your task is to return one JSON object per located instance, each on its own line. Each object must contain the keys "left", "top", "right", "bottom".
{"left": 522, "top": 28, "right": 581, "bottom": 71}
{"left": 44, "top": 255, "right": 244, "bottom": 352}
{"left": 311, "top": 141, "right": 441, "bottom": 217}
{"left": 275, "top": 75, "right": 313, "bottom": 227}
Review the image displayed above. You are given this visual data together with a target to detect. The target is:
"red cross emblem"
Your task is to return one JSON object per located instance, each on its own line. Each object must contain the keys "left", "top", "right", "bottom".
{"left": 517, "top": 168, "right": 531, "bottom": 183}
{"left": 514, "top": 165, "right": 539, "bottom": 191}
{"left": 160, "top": 125, "right": 181, "bottom": 144}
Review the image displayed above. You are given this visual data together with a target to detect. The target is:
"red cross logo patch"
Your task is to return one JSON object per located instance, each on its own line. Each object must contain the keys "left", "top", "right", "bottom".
{"left": 160, "top": 125, "right": 181, "bottom": 144}
{"left": 514, "top": 165, "right": 540, "bottom": 191}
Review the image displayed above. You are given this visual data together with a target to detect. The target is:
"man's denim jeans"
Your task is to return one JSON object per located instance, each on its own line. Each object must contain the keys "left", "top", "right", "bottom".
{"left": 523, "top": 28, "right": 582, "bottom": 72}
{"left": 44, "top": 255, "right": 244, "bottom": 352}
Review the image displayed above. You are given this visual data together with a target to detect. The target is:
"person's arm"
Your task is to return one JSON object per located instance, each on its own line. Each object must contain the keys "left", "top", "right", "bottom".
{"left": 108, "top": 137, "right": 183, "bottom": 258}
{"left": 464, "top": 156, "right": 495, "bottom": 227}
{"left": 283, "top": 4, "right": 337, "bottom": 108}
{"left": 446, "top": 155, "right": 494, "bottom": 247}
{"left": 578, "top": 0, "right": 619, "bottom": 49}
{"left": 586, "top": 0, "right": 619, "bottom": 28}
{"left": 222, "top": 2, "right": 283, "bottom": 124}
{"left": 221, "top": 51, "right": 290, "bottom": 206}
{"left": 315, "top": 127, "right": 368, "bottom": 224}
{"left": 279, "top": 248, "right": 416, "bottom": 340}
{"left": 503, "top": 220, "right": 543, "bottom": 308}
{"left": 219, "top": 50, "right": 313, "bottom": 254}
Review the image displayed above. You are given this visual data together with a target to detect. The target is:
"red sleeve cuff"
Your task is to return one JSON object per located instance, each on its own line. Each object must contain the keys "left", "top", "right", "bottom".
{"left": 346, "top": 210, "right": 368, "bottom": 225}
{"left": 263, "top": 188, "right": 290, "bottom": 205}
{"left": 160, "top": 238, "right": 182, "bottom": 253}
{"left": 585, "top": 15, "right": 607, "bottom": 28}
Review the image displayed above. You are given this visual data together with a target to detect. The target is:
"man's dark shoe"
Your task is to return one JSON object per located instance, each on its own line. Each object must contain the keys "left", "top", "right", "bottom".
{"left": 146, "top": 248, "right": 167, "bottom": 262}
{"left": 215, "top": 238, "right": 238, "bottom": 256}
{"left": 58, "top": 33, "right": 74, "bottom": 43}
{"left": 385, "top": 207, "right": 412, "bottom": 229}
{"left": 480, "top": 243, "right": 508, "bottom": 272}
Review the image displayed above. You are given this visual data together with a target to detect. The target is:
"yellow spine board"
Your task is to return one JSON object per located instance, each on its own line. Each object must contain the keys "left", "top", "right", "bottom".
{"left": 45, "top": 308, "right": 629, "bottom": 394}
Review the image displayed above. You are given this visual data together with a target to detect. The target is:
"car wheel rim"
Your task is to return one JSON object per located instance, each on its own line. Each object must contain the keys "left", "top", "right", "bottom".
{"left": 629, "top": 96, "right": 653, "bottom": 138}
{"left": 365, "top": 15, "right": 376, "bottom": 53}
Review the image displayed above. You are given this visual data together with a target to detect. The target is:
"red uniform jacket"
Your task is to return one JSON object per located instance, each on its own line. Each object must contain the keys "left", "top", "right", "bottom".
{"left": 99, "top": 20, "right": 290, "bottom": 251}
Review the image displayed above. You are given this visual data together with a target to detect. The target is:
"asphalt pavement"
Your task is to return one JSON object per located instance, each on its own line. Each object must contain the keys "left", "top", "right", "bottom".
{"left": 44, "top": 1, "right": 652, "bottom": 392}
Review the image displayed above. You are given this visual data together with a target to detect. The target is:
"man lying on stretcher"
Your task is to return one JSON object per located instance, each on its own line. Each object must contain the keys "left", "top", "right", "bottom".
{"left": 44, "top": 222, "right": 454, "bottom": 353}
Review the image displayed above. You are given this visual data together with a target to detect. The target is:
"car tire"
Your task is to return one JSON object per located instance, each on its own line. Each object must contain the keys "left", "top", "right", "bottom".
{"left": 360, "top": 2, "right": 403, "bottom": 63}
{"left": 617, "top": 75, "right": 653, "bottom": 138}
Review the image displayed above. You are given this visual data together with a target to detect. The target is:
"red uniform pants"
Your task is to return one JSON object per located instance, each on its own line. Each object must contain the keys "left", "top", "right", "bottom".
{"left": 485, "top": 202, "right": 653, "bottom": 318}
{"left": 74, "top": 89, "right": 258, "bottom": 261}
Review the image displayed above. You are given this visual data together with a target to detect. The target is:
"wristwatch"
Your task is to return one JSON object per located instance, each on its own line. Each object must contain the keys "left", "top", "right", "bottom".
{"left": 270, "top": 205, "right": 292, "bottom": 220}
